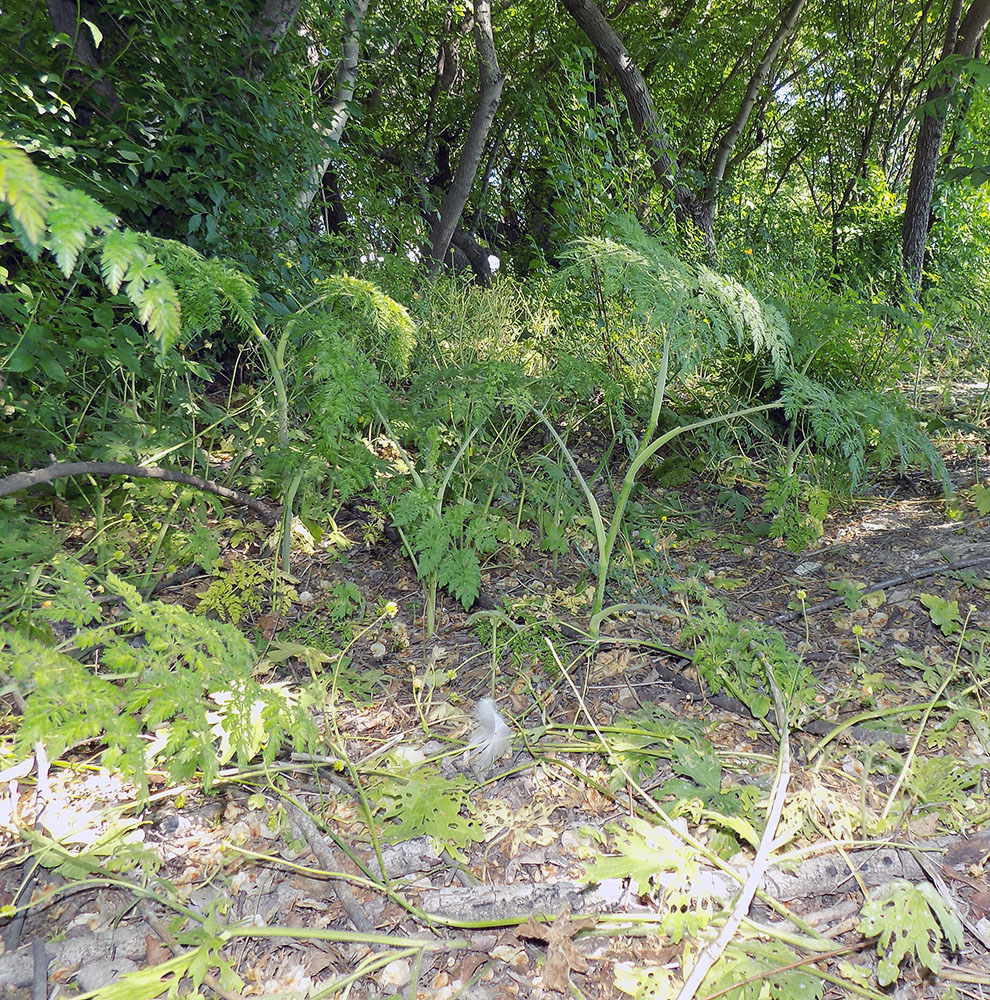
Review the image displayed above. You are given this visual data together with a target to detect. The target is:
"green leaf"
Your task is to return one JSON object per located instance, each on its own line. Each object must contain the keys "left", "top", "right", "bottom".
{"left": 412, "top": 517, "right": 449, "bottom": 577}
{"left": 437, "top": 547, "right": 482, "bottom": 609}
{"left": 47, "top": 184, "right": 115, "bottom": 276}
{"left": 919, "top": 593, "right": 962, "bottom": 636}
{"left": 0, "top": 140, "right": 49, "bottom": 248}
{"left": 859, "top": 880, "right": 963, "bottom": 986}
{"left": 100, "top": 229, "right": 143, "bottom": 294}
{"left": 973, "top": 483, "right": 990, "bottom": 517}
{"left": 699, "top": 940, "right": 825, "bottom": 1000}
{"left": 583, "top": 816, "right": 697, "bottom": 897}
{"left": 377, "top": 770, "right": 485, "bottom": 856}
{"left": 81, "top": 17, "right": 103, "bottom": 47}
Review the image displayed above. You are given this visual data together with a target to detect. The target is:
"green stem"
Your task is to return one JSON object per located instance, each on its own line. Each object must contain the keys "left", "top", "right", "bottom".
{"left": 250, "top": 320, "right": 288, "bottom": 447}
{"left": 280, "top": 468, "right": 305, "bottom": 574}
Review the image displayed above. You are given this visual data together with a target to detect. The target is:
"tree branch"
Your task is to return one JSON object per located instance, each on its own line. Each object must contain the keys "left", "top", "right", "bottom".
{"left": 0, "top": 462, "right": 280, "bottom": 525}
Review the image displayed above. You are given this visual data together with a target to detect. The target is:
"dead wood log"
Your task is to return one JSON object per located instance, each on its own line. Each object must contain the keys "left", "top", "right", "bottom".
{"left": 416, "top": 833, "right": 990, "bottom": 931}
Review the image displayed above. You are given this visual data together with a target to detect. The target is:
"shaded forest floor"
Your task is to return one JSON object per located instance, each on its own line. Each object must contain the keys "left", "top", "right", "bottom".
{"left": 2, "top": 451, "right": 990, "bottom": 1000}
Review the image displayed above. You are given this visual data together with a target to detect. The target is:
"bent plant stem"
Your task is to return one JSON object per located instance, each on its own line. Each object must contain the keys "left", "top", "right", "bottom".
{"left": 251, "top": 318, "right": 298, "bottom": 573}
{"left": 250, "top": 320, "right": 289, "bottom": 447}
{"left": 595, "top": 399, "right": 780, "bottom": 633}
{"left": 279, "top": 468, "right": 305, "bottom": 575}
{"left": 537, "top": 342, "right": 778, "bottom": 638}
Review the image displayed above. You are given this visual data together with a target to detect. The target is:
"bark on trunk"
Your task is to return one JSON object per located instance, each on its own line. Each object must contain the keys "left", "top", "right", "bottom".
{"left": 296, "top": 0, "right": 371, "bottom": 216}
{"left": 46, "top": 0, "right": 119, "bottom": 118}
{"left": 560, "top": 0, "right": 715, "bottom": 254}
{"left": 703, "top": 0, "right": 808, "bottom": 208}
{"left": 559, "top": 0, "right": 677, "bottom": 187}
{"left": 426, "top": 0, "right": 505, "bottom": 275}
{"left": 257, "top": 0, "right": 304, "bottom": 51}
{"left": 564, "top": 0, "right": 808, "bottom": 257}
{"left": 901, "top": 0, "right": 990, "bottom": 291}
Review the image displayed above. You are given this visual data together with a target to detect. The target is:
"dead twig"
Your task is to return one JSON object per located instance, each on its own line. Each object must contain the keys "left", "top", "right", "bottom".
{"left": 770, "top": 554, "right": 990, "bottom": 626}
{"left": 0, "top": 461, "right": 280, "bottom": 526}
{"left": 287, "top": 802, "right": 376, "bottom": 934}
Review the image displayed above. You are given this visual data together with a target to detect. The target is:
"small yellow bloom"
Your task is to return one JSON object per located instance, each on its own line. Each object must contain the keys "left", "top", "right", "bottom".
{"left": 744, "top": 248, "right": 753, "bottom": 254}
{"left": 385, "top": 600, "right": 399, "bottom": 617}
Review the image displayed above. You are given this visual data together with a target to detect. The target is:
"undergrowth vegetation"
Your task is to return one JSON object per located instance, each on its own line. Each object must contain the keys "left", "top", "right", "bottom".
{"left": 2, "top": 109, "right": 989, "bottom": 998}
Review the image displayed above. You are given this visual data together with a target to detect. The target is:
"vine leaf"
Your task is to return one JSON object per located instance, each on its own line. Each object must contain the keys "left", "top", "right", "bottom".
{"left": 377, "top": 770, "right": 484, "bottom": 858}
{"left": 919, "top": 593, "right": 962, "bottom": 636}
{"left": 858, "top": 879, "right": 963, "bottom": 986}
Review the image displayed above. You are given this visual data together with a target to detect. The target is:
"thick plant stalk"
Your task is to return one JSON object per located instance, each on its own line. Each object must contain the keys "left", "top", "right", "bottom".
{"left": 535, "top": 339, "right": 778, "bottom": 638}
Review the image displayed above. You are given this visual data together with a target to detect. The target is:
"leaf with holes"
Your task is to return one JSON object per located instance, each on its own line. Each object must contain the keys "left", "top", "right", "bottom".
{"left": 699, "top": 940, "right": 825, "bottom": 1000}
{"left": 583, "top": 816, "right": 697, "bottom": 897}
{"left": 858, "top": 880, "right": 963, "bottom": 986}
{"left": 377, "top": 769, "right": 484, "bottom": 857}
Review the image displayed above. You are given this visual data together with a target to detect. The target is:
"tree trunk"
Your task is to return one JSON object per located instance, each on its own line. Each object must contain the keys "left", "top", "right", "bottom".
{"left": 901, "top": 0, "right": 990, "bottom": 291}
{"left": 426, "top": 0, "right": 505, "bottom": 275}
{"left": 296, "top": 0, "right": 371, "bottom": 216}
{"left": 560, "top": 0, "right": 718, "bottom": 248}
{"left": 46, "top": 0, "right": 119, "bottom": 119}
{"left": 559, "top": 0, "right": 677, "bottom": 189}
{"left": 257, "top": 0, "right": 304, "bottom": 51}
{"left": 703, "top": 0, "right": 808, "bottom": 210}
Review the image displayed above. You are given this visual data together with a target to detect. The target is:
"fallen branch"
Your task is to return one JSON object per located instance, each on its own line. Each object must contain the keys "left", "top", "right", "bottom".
{"left": 415, "top": 833, "right": 989, "bottom": 926}
{"left": 770, "top": 554, "right": 990, "bottom": 626}
{"left": 287, "top": 803, "right": 376, "bottom": 935}
{"left": 0, "top": 461, "right": 280, "bottom": 526}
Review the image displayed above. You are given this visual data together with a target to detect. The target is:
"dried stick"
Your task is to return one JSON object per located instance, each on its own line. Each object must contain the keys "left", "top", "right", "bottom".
{"left": 0, "top": 461, "right": 279, "bottom": 525}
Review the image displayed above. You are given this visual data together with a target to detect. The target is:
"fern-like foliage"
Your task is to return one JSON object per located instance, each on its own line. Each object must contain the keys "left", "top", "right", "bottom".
{"left": 144, "top": 236, "right": 257, "bottom": 338}
{"left": 405, "top": 359, "right": 534, "bottom": 441}
{"left": 0, "top": 139, "right": 50, "bottom": 248}
{"left": 696, "top": 265, "right": 790, "bottom": 374}
{"left": 780, "top": 369, "right": 950, "bottom": 490}
{"left": 3, "top": 571, "right": 319, "bottom": 797}
{"left": 319, "top": 275, "right": 418, "bottom": 378}
{"left": 560, "top": 215, "right": 791, "bottom": 379}
{"left": 285, "top": 318, "right": 388, "bottom": 498}
{"left": 684, "top": 600, "right": 817, "bottom": 723}
{"left": 99, "top": 229, "right": 182, "bottom": 346}
{"left": 46, "top": 184, "right": 116, "bottom": 276}
{"left": 0, "top": 142, "right": 258, "bottom": 353}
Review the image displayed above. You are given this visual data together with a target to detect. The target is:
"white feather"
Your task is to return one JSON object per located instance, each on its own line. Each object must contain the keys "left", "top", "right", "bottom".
{"left": 469, "top": 698, "right": 511, "bottom": 774}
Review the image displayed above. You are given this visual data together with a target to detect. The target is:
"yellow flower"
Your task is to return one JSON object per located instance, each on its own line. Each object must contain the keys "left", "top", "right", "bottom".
{"left": 743, "top": 248, "right": 753, "bottom": 255}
